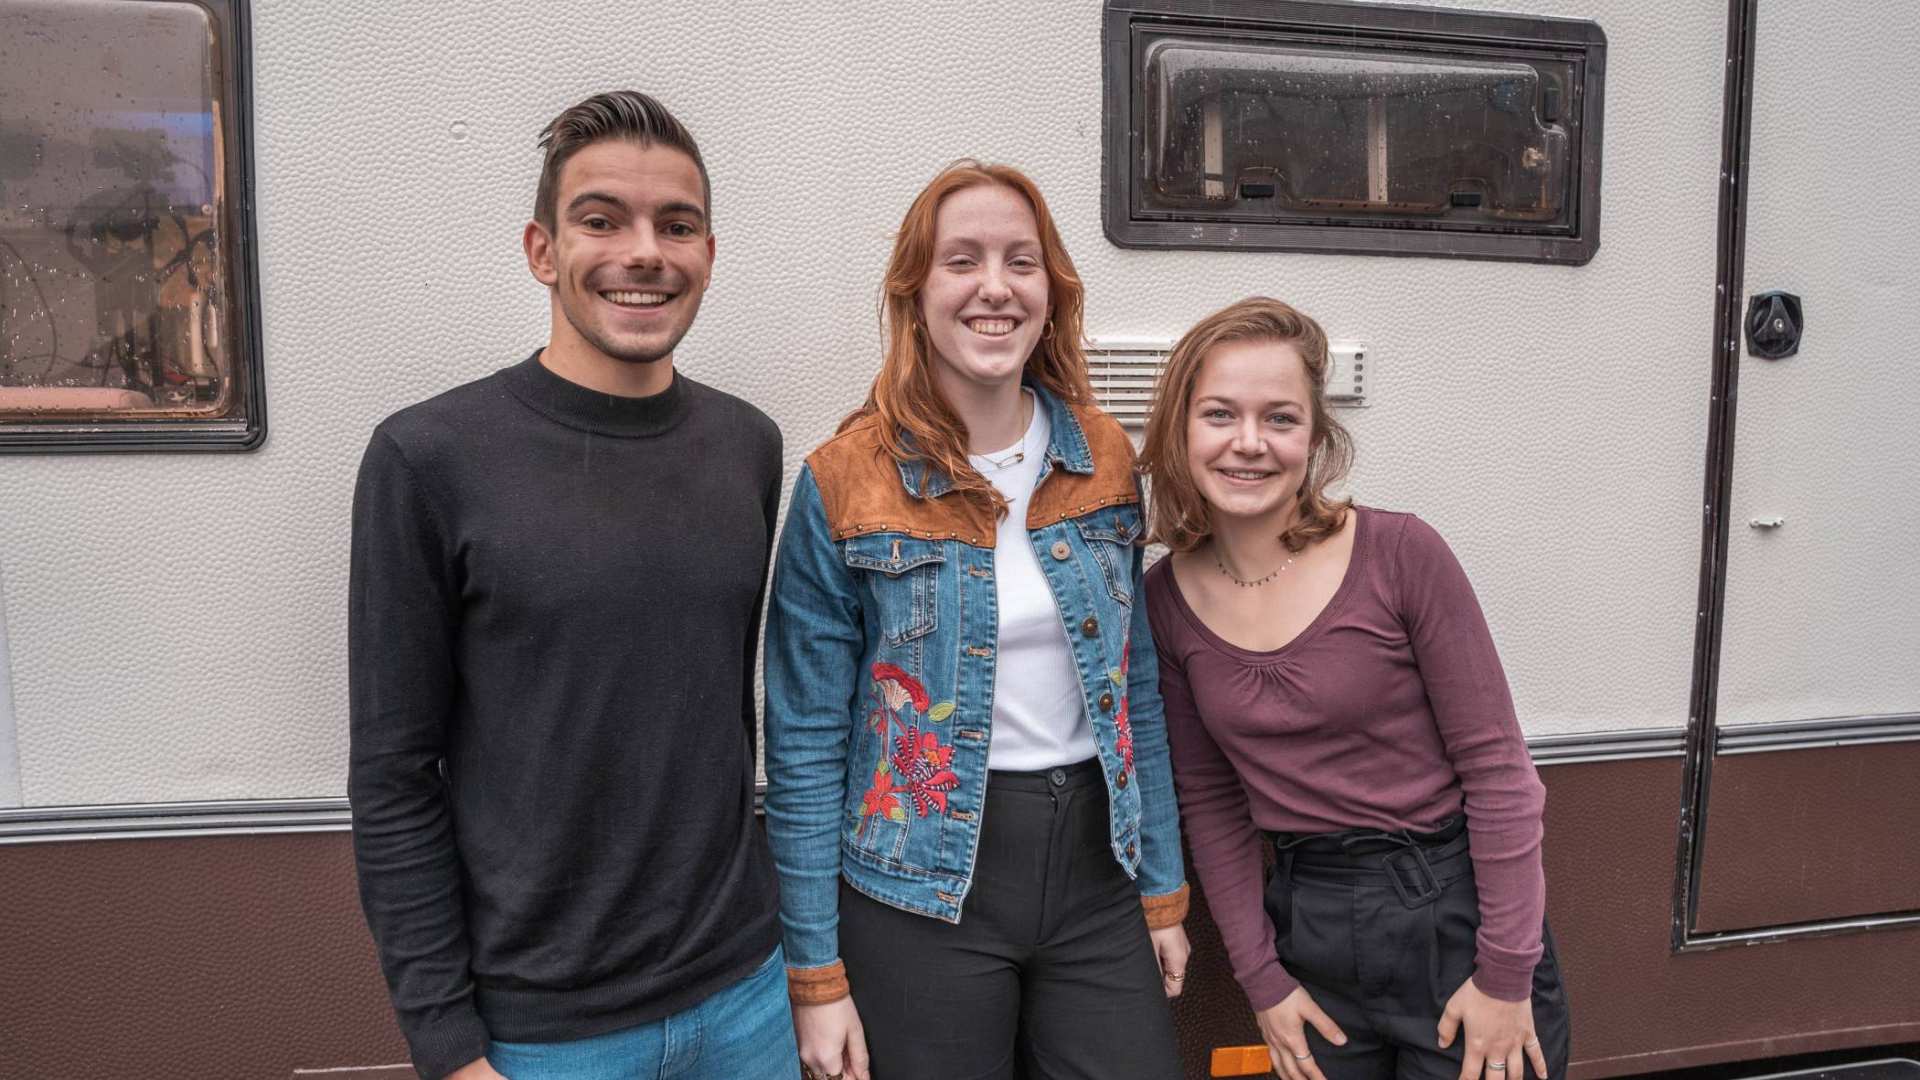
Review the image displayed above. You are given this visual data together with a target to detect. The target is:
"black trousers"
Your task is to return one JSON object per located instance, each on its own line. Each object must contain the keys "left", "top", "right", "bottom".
{"left": 839, "top": 759, "right": 1183, "bottom": 1080}
{"left": 1263, "top": 819, "right": 1573, "bottom": 1080}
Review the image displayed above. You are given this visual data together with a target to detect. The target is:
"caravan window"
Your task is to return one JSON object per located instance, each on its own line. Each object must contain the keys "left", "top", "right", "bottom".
{"left": 1103, "top": 0, "right": 1606, "bottom": 265}
{"left": 0, "top": 0, "right": 262, "bottom": 451}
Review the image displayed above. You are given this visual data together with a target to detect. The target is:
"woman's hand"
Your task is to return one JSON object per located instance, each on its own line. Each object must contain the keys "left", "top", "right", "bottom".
{"left": 1436, "top": 977, "right": 1549, "bottom": 1080}
{"left": 794, "top": 997, "right": 872, "bottom": 1080}
{"left": 1256, "top": 985, "right": 1349, "bottom": 1080}
{"left": 1148, "top": 924, "right": 1192, "bottom": 998}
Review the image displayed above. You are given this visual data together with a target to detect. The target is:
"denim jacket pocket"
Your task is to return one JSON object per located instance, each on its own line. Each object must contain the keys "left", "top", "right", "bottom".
{"left": 1073, "top": 508, "right": 1144, "bottom": 607}
{"left": 843, "top": 534, "right": 945, "bottom": 646}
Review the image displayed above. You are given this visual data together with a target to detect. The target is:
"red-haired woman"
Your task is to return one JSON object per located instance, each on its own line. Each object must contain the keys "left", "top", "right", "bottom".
{"left": 763, "top": 163, "right": 1190, "bottom": 1080}
{"left": 1139, "top": 298, "right": 1571, "bottom": 1080}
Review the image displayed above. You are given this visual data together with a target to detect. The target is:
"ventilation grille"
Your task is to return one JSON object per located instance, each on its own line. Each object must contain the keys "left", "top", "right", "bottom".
{"left": 1086, "top": 337, "right": 1173, "bottom": 428}
{"left": 1090, "top": 337, "right": 1373, "bottom": 420}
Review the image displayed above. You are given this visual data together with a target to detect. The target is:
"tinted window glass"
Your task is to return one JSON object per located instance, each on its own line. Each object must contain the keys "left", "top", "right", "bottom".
{"left": 1103, "top": 1, "right": 1606, "bottom": 264}
{"left": 1143, "top": 40, "right": 1573, "bottom": 229}
{"left": 0, "top": 0, "right": 247, "bottom": 426}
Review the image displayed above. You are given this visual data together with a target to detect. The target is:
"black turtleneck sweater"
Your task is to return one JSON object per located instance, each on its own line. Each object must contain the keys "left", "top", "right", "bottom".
{"left": 348, "top": 353, "right": 783, "bottom": 1079}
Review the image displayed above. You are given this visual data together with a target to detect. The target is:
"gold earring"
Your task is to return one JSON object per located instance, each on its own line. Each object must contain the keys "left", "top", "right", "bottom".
{"left": 1042, "top": 319, "right": 1056, "bottom": 341}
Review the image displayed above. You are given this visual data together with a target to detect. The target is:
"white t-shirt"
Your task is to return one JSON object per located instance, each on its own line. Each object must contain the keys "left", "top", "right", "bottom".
{"left": 968, "top": 394, "right": 1098, "bottom": 771}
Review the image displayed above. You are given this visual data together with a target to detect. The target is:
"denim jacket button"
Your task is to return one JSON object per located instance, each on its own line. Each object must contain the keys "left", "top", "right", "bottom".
{"left": 1050, "top": 540, "right": 1071, "bottom": 561}
{"left": 1098, "top": 692, "right": 1114, "bottom": 712}
{"left": 1115, "top": 769, "right": 1129, "bottom": 789}
{"left": 1125, "top": 842, "right": 1137, "bottom": 859}
{"left": 1081, "top": 616, "right": 1099, "bottom": 637}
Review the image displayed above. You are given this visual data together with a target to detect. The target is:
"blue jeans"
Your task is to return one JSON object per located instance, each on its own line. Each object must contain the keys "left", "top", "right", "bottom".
{"left": 487, "top": 946, "right": 799, "bottom": 1080}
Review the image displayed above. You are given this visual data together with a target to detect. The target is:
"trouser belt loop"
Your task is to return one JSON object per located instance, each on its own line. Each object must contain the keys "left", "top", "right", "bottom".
{"left": 1382, "top": 842, "right": 1443, "bottom": 908}
{"left": 1266, "top": 832, "right": 1302, "bottom": 910}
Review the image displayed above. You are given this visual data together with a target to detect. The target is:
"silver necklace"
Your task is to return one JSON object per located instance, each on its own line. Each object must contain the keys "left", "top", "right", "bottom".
{"left": 1214, "top": 547, "right": 1296, "bottom": 588}
{"left": 975, "top": 395, "right": 1034, "bottom": 473}
{"left": 977, "top": 440, "right": 1025, "bottom": 472}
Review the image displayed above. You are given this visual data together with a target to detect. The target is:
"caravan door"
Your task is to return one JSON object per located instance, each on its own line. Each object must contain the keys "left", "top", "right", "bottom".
{"left": 1690, "top": 0, "right": 1920, "bottom": 937}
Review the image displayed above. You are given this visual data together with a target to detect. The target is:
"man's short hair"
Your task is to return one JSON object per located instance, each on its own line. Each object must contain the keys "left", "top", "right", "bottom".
{"left": 533, "top": 90, "right": 712, "bottom": 232}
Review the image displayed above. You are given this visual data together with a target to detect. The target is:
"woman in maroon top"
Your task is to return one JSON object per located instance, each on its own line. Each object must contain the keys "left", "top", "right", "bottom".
{"left": 1139, "top": 298, "right": 1570, "bottom": 1080}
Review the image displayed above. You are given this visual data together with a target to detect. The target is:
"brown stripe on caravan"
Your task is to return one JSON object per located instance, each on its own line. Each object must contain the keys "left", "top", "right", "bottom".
{"left": 4, "top": 752, "right": 1919, "bottom": 1078}
{"left": 1, "top": 832, "right": 406, "bottom": 1079}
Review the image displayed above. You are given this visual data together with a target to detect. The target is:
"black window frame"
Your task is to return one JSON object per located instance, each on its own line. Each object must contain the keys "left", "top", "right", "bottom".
{"left": 0, "top": 0, "right": 266, "bottom": 453}
{"left": 1102, "top": 0, "right": 1607, "bottom": 265}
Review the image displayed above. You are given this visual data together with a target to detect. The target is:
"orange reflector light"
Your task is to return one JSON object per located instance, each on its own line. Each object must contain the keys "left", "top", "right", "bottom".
{"left": 1211, "top": 1044, "right": 1273, "bottom": 1076}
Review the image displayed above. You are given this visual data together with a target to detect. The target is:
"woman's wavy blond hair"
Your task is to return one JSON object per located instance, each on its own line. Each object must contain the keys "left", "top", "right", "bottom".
{"left": 840, "top": 161, "right": 1093, "bottom": 519}
{"left": 1139, "top": 297, "right": 1353, "bottom": 553}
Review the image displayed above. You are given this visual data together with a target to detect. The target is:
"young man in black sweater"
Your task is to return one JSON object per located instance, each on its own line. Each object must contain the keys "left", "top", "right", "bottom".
{"left": 349, "top": 92, "right": 796, "bottom": 1080}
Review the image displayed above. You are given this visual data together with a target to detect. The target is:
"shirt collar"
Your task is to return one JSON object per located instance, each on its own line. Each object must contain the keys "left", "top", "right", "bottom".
{"left": 895, "top": 382, "right": 1094, "bottom": 499}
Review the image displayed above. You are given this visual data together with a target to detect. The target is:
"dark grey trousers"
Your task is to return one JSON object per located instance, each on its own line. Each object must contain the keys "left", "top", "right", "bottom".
{"left": 839, "top": 758, "right": 1183, "bottom": 1080}
{"left": 1264, "top": 820, "right": 1574, "bottom": 1080}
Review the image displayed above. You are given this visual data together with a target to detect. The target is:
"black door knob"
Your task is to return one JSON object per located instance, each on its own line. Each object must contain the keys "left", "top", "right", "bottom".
{"left": 1745, "top": 291, "right": 1804, "bottom": 359}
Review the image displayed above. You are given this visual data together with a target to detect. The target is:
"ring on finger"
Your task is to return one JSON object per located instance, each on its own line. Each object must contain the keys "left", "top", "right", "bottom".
{"left": 1488, "top": 1063, "right": 1508, "bottom": 1072}
{"left": 1295, "top": 1052, "right": 1314, "bottom": 1061}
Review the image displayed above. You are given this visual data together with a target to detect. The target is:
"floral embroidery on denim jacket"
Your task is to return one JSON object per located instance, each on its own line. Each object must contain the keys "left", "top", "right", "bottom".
{"left": 1112, "top": 650, "right": 1135, "bottom": 776}
{"left": 856, "top": 663, "right": 960, "bottom": 833}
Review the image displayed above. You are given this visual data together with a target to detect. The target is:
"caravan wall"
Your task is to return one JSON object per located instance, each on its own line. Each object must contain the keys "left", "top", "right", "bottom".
{"left": 3, "top": 1, "right": 1917, "bottom": 1077}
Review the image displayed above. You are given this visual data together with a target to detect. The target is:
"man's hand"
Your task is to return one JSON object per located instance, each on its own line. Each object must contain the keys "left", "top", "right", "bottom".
{"left": 794, "top": 996, "right": 872, "bottom": 1080}
{"left": 447, "top": 1057, "right": 509, "bottom": 1080}
{"left": 1437, "top": 977, "right": 1548, "bottom": 1080}
{"left": 1148, "top": 924, "right": 1192, "bottom": 998}
{"left": 1256, "top": 985, "right": 1349, "bottom": 1080}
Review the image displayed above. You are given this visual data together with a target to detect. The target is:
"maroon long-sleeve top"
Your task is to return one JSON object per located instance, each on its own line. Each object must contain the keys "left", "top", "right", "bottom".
{"left": 1146, "top": 506, "right": 1546, "bottom": 1010}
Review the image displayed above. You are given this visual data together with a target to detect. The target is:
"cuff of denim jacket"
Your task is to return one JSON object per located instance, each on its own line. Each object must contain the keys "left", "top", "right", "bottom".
{"left": 1141, "top": 883, "right": 1190, "bottom": 929}
{"left": 788, "top": 960, "right": 851, "bottom": 1005}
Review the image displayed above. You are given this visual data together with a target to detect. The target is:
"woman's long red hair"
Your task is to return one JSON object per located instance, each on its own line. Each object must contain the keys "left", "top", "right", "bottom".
{"left": 842, "top": 161, "right": 1093, "bottom": 519}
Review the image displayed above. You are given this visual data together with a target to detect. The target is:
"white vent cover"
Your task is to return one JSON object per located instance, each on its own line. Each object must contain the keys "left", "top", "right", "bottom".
{"left": 1087, "top": 337, "right": 1174, "bottom": 428}
{"left": 1089, "top": 336, "right": 1371, "bottom": 426}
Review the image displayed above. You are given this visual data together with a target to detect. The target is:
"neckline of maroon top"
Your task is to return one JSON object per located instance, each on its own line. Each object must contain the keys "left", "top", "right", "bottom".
{"left": 1161, "top": 504, "right": 1375, "bottom": 663}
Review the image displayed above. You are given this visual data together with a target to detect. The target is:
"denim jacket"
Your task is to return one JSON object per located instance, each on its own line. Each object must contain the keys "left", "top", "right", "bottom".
{"left": 763, "top": 386, "right": 1188, "bottom": 1003}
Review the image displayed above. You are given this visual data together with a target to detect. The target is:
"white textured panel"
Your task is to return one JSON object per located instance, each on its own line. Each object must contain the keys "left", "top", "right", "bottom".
{"left": 0, "top": 564, "right": 19, "bottom": 807}
{"left": 0, "top": 0, "right": 1726, "bottom": 806}
{"left": 1716, "top": 1, "right": 1920, "bottom": 726}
